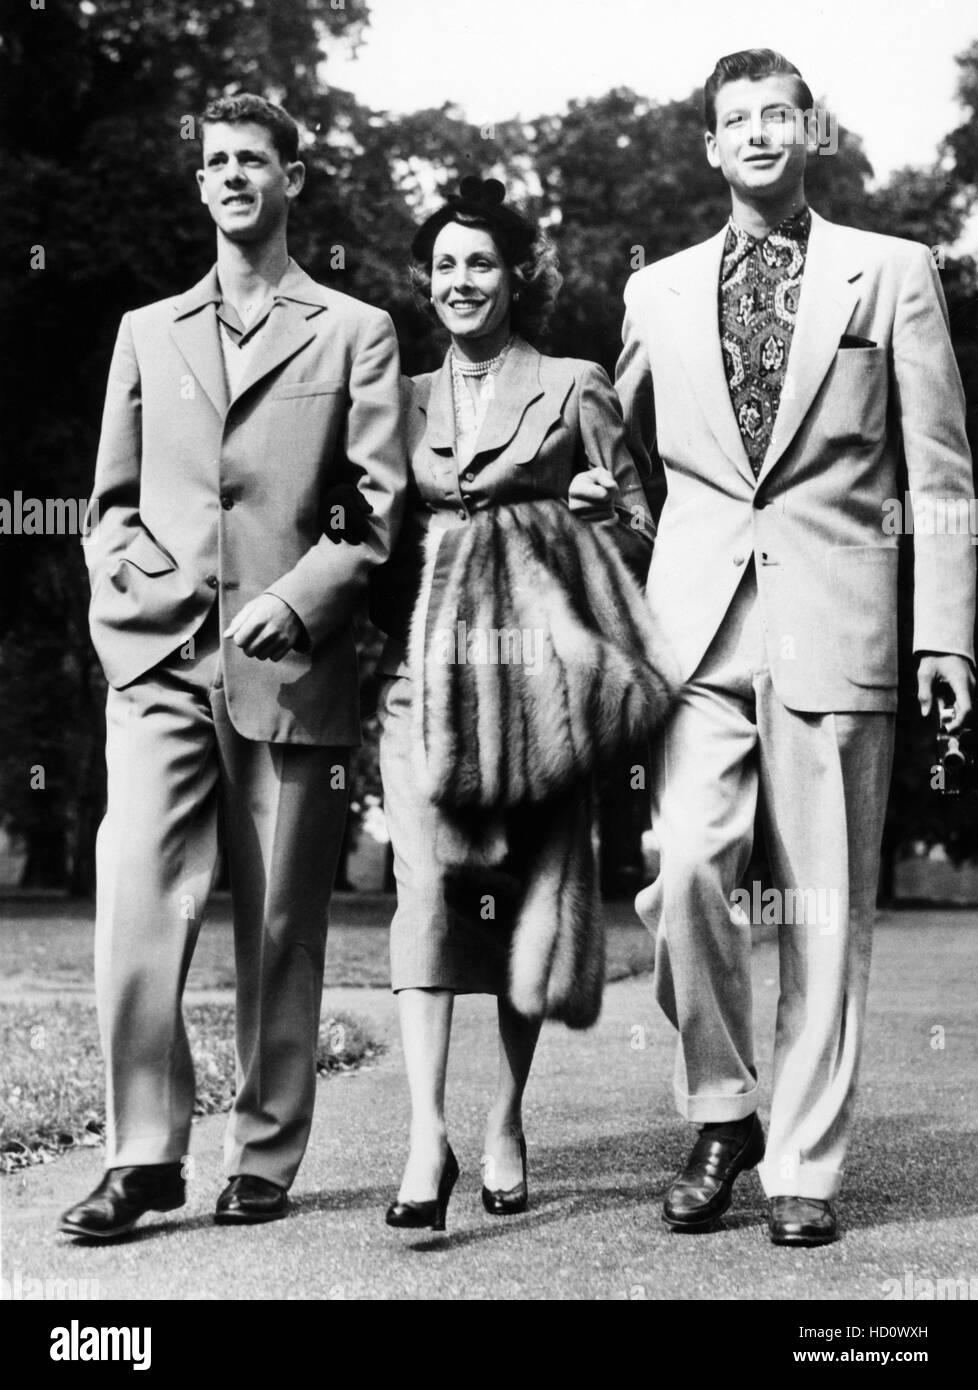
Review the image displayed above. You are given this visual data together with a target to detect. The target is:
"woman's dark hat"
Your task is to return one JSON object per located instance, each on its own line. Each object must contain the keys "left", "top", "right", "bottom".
{"left": 457, "top": 176, "right": 506, "bottom": 206}
{"left": 411, "top": 176, "right": 533, "bottom": 264}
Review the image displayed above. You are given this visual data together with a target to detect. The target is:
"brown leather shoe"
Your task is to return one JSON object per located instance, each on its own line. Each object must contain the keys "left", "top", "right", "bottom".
{"left": 663, "top": 1114, "right": 765, "bottom": 1231}
{"left": 215, "top": 1175, "right": 289, "bottom": 1225}
{"left": 59, "top": 1164, "right": 185, "bottom": 1240}
{"left": 769, "top": 1195, "right": 838, "bottom": 1246}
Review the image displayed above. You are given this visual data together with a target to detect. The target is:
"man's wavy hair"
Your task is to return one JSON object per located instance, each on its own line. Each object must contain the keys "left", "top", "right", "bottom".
{"left": 409, "top": 178, "right": 561, "bottom": 344}
{"left": 199, "top": 93, "right": 300, "bottom": 165}
{"left": 703, "top": 49, "right": 813, "bottom": 133}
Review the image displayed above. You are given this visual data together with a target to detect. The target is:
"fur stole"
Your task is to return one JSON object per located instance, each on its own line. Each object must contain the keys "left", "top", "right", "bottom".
{"left": 408, "top": 499, "right": 676, "bottom": 1028}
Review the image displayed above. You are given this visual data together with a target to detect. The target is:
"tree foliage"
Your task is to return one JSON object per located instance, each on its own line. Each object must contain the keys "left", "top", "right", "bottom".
{"left": 1, "top": 3, "right": 976, "bottom": 886}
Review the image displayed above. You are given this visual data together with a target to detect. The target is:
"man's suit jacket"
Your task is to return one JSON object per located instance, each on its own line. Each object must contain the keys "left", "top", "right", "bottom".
{"left": 370, "top": 335, "right": 654, "bottom": 671}
{"left": 85, "top": 260, "right": 406, "bottom": 745}
{"left": 616, "top": 209, "right": 975, "bottom": 713}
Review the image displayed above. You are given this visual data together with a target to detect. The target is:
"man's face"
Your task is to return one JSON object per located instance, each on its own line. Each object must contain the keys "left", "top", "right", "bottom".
{"left": 196, "top": 121, "right": 304, "bottom": 243}
{"left": 705, "top": 74, "right": 813, "bottom": 203}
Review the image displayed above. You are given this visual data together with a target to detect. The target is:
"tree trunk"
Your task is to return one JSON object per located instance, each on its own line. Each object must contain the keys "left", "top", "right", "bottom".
{"left": 20, "top": 820, "right": 68, "bottom": 889}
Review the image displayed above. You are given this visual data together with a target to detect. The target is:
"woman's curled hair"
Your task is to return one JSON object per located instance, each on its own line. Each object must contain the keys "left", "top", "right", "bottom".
{"left": 409, "top": 177, "right": 561, "bottom": 343}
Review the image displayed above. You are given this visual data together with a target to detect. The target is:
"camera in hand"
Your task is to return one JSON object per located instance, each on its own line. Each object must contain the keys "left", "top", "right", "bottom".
{"left": 934, "top": 684, "right": 973, "bottom": 797}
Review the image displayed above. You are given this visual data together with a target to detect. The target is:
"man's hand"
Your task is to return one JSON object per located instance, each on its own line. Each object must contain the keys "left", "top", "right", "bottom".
{"left": 568, "top": 466, "right": 620, "bottom": 520}
{"left": 917, "top": 653, "right": 975, "bottom": 733}
{"left": 223, "top": 594, "right": 305, "bottom": 662}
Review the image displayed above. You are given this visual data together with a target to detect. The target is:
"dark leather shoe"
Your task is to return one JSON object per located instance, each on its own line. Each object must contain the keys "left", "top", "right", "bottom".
{"left": 769, "top": 1195, "right": 838, "bottom": 1246}
{"left": 59, "top": 1164, "right": 185, "bottom": 1240}
{"left": 215, "top": 1175, "right": 289, "bottom": 1225}
{"left": 663, "top": 1114, "right": 765, "bottom": 1232}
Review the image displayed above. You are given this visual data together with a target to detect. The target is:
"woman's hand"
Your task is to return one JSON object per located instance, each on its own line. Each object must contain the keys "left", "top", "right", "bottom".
{"left": 568, "top": 466, "right": 620, "bottom": 520}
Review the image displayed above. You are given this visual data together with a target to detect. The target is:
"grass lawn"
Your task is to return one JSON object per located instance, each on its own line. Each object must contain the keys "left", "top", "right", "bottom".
{"left": 0, "top": 892, "right": 655, "bottom": 991}
{"left": 0, "top": 999, "right": 379, "bottom": 1173}
{"left": 0, "top": 892, "right": 654, "bottom": 1171}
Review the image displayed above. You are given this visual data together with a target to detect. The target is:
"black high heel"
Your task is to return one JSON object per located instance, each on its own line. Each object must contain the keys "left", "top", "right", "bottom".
{"left": 386, "top": 1146, "right": 459, "bottom": 1232}
{"left": 481, "top": 1132, "right": 528, "bottom": 1216}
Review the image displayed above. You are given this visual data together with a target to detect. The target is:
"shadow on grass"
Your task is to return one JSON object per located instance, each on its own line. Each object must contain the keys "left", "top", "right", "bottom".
{"left": 841, "top": 1118, "right": 978, "bottom": 1230}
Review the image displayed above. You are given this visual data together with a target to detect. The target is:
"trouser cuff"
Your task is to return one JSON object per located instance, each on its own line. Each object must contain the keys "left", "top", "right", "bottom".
{"left": 675, "top": 1083, "right": 759, "bottom": 1123}
{"left": 759, "top": 1159, "right": 842, "bottom": 1200}
{"left": 109, "top": 1133, "right": 189, "bottom": 1169}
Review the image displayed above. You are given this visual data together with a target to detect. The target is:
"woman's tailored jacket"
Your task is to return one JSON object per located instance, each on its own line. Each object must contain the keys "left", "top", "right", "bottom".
{"left": 370, "top": 336, "right": 654, "bottom": 668}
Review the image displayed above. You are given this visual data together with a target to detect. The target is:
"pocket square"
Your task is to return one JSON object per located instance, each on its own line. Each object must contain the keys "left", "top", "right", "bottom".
{"left": 838, "top": 334, "right": 877, "bottom": 349}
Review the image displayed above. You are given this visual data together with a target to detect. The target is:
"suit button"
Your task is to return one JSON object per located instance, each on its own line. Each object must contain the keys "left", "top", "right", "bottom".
{"left": 457, "top": 509, "right": 467, "bottom": 520}
{"left": 761, "top": 551, "right": 769, "bottom": 561}
{"left": 205, "top": 575, "right": 218, "bottom": 589}
{"left": 220, "top": 493, "right": 234, "bottom": 510}
{"left": 463, "top": 472, "right": 475, "bottom": 482}
{"left": 733, "top": 555, "right": 746, "bottom": 566}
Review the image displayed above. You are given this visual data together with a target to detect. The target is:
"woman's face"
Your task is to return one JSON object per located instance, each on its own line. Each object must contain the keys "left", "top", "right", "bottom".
{"left": 429, "top": 222, "right": 512, "bottom": 349}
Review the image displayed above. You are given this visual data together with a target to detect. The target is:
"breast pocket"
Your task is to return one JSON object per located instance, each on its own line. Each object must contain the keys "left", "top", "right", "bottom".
{"left": 270, "top": 380, "right": 347, "bottom": 401}
{"left": 818, "top": 347, "right": 888, "bottom": 446}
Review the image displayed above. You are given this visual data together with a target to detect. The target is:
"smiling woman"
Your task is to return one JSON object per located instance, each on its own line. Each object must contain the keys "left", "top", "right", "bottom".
{"left": 408, "top": 175, "right": 561, "bottom": 353}
{"left": 368, "top": 176, "right": 662, "bottom": 1237}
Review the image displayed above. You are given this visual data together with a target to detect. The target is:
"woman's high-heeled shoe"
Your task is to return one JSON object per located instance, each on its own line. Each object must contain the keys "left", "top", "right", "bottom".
{"left": 481, "top": 1132, "right": 528, "bottom": 1216}
{"left": 385, "top": 1146, "right": 459, "bottom": 1232}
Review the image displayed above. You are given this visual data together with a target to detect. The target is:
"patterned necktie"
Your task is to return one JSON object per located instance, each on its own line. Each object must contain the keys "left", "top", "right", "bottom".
{"left": 719, "top": 207, "right": 811, "bottom": 476}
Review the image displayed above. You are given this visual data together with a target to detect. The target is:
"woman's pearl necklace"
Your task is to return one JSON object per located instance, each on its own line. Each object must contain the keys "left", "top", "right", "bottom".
{"left": 451, "top": 337, "right": 514, "bottom": 378}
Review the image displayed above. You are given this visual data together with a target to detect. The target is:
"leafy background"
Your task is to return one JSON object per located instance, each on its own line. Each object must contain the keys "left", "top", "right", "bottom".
{"left": 1, "top": 0, "right": 977, "bottom": 894}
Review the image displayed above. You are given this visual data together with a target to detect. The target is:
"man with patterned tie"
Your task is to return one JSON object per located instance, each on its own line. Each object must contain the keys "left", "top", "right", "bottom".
{"left": 617, "top": 49, "right": 974, "bottom": 1244}
{"left": 61, "top": 94, "right": 405, "bottom": 1239}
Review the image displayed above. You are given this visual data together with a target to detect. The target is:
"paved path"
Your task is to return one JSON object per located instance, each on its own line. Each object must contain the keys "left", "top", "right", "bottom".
{"left": 2, "top": 913, "right": 977, "bottom": 1300}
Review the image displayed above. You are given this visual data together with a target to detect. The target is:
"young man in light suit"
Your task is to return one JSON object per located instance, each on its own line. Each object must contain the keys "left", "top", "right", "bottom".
{"left": 61, "top": 95, "right": 405, "bottom": 1238}
{"left": 616, "top": 50, "right": 974, "bottom": 1244}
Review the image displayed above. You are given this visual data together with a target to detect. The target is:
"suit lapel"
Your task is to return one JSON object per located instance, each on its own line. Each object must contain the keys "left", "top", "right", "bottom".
{"left": 170, "top": 272, "right": 228, "bottom": 419}
{"left": 417, "top": 338, "right": 552, "bottom": 465}
{"left": 472, "top": 337, "right": 545, "bottom": 456}
{"left": 170, "top": 262, "right": 331, "bottom": 420}
{"left": 230, "top": 299, "right": 321, "bottom": 405}
{"left": 756, "top": 212, "right": 863, "bottom": 485}
{"left": 667, "top": 231, "right": 756, "bottom": 488}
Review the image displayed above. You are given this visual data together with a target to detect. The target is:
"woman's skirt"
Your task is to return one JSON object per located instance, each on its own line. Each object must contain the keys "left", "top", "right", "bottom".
{"left": 378, "top": 672, "right": 512, "bottom": 994}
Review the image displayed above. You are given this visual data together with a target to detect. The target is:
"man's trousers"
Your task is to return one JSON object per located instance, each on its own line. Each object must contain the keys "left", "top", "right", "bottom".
{"left": 639, "top": 565, "right": 894, "bottom": 1199}
{"left": 94, "top": 609, "right": 350, "bottom": 1187}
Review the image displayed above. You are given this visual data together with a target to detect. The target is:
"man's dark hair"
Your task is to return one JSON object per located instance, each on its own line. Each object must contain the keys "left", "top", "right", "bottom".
{"left": 703, "top": 49, "right": 814, "bottom": 132}
{"left": 199, "top": 93, "right": 300, "bottom": 165}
